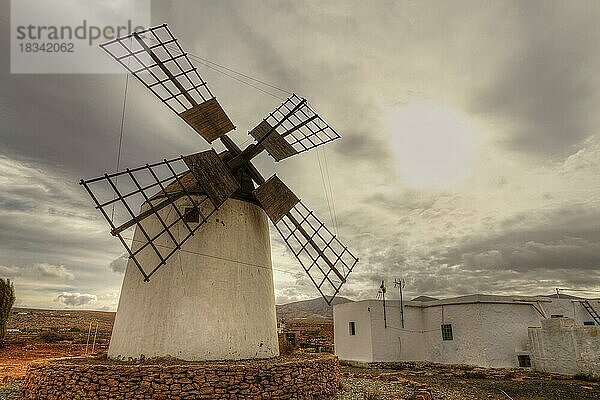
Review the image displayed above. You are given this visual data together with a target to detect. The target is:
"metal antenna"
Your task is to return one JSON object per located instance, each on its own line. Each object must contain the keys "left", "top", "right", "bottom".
{"left": 379, "top": 280, "right": 387, "bottom": 329}
{"left": 394, "top": 278, "right": 406, "bottom": 329}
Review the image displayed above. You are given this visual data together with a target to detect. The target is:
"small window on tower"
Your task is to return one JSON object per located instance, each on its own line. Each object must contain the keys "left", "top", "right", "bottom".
{"left": 441, "top": 324, "right": 453, "bottom": 341}
{"left": 584, "top": 321, "right": 595, "bottom": 326}
{"left": 349, "top": 321, "right": 356, "bottom": 336}
{"left": 184, "top": 207, "right": 200, "bottom": 223}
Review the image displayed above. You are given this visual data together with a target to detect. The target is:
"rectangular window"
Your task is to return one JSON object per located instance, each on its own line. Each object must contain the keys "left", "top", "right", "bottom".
{"left": 518, "top": 355, "right": 531, "bottom": 367}
{"left": 441, "top": 324, "right": 453, "bottom": 341}
{"left": 349, "top": 321, "right": 356, "bottom": 336}
{"left": 584, "top": 321, "right": 595, "bottom": 326}
{"left": 184, "top": 207, "right": 200, "bottom": 223}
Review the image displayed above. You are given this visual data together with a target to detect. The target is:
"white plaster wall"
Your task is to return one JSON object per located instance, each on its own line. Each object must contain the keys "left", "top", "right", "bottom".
{"left": 478, "top": 303, "right": 543, "bottom": 367}
{"left": 529, "top": 317, "right": 600, "bottom": 376}
{"left": 333, "top": 296, "right": 599, "bottom": 368}
{"left": 333, "top": 301, "right": 374, "bottom": 362}
{"left": 418, "top": 300, "right": 588, "bottom": 368}
{"left": 544, "top": 299, "right": 600, "bottom": 325}
{"left": 396, "top": 306, "right": 426, "bottom": 362}
{"left": 422, "top": 303, "right": 490, "bottom": 366}
{"left": 370, "top": 302, "right": 425, "bottom": 362}
{"left": 108, "top": 197, "right": 279, "bottom": 361}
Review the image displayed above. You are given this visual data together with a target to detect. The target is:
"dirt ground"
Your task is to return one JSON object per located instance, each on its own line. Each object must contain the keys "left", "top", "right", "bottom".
{"left": 0, "top": 343, "right": 107, "bottom": 385}
{"left": 0, "top": 343, "right": 108, "bottom": 400}
{"left": 335, "top": 365, "right": 600, "bottom": 400}
{"left": 6, "top": 308, "right": 114, "bottom": 345}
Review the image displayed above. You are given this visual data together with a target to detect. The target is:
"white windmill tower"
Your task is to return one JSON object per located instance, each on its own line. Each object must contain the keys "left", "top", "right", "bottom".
{"left": 81, "top": 24, "right": 358, "bottom": 361}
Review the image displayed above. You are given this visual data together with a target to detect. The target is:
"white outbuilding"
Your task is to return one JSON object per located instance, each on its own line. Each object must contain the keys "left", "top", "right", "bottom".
{"left": 333, "top": 294, "right": 600, "bottom": 370}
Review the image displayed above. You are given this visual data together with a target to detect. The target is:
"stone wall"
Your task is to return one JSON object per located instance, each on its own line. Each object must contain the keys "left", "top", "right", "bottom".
{"left": 23, "top": 355, "right": 340, "bottom": 399}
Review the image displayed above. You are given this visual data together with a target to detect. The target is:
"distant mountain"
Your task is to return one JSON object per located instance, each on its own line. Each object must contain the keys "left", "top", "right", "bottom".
{"left": 276, "top": 297, "right": 353, "bottom": 320}
{"left": 411, "top": 295, "right": 438, "bottom": 302}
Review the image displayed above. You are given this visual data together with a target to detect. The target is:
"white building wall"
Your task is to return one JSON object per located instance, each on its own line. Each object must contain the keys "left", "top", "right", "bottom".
{"left": 422, "top": 303, "right": 489, "bottom": 366}
{"left": 396, "top": 306, "right": 426, "bottom": 361}
{"left": 334, "top": 295, "right": 600, "bottom": 369}
{"left": 478, "top": 303, "right": 542, "bottom": 367}
{"left": 369, "top": 301, "right": 425, "bottom": 362}
{"left": 333, "top": 301, "right": 374, "bottom": 362}
{"left": 543, "top": 298, "right": 598, "bottom": 324}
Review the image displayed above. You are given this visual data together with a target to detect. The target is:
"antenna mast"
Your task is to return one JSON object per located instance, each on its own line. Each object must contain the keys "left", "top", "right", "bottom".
{"left": 394, "top": 278, "right": 406, "bottom": 329}
{"left": 378, "top": 280, "right": 387, "bottom": 329}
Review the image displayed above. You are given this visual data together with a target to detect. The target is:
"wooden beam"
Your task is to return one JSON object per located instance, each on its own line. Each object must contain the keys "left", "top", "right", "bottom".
{"left": 280, "top": 114, "right": 318, "bottom": 138}
{"left": 133, "top": 33, "right": 197, "bottom": 107}
{"left": 111, "top": 192, "right": 185, "bottom": 235}
{"left": 286, "top": 212, "right": 346, "bottom": 283}
{"left": 227, "top": 99, "right": 308, "bottom": 169}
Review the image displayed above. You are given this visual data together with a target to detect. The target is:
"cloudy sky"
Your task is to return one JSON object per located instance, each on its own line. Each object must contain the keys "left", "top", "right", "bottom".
{"left": 1, "top": 0, "right": 599, "bottom": 310}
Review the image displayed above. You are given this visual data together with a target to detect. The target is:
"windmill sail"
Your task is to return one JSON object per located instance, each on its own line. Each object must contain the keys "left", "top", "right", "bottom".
{"left": 92, "top": 24, "right": 359, "bottom": 297}
{"left": 252, "top": 175, "right": 299, "bottom": 222}
{"left": 183, "top": 150, "right": 239, "bottom": 208}
{"left": 80, "top": 156, "right": 218, "bottom": 281}
{"left": 275, "top": 202, "right": 358, "bottom": 305}
{"left": 249, "top": 94, "right": 341, "bottom": 162}
{"left": 253, "top": 175, "right": 358, "bottom": 304}
{"left": 100, "top": 24, "right": 234, "bottom": 143}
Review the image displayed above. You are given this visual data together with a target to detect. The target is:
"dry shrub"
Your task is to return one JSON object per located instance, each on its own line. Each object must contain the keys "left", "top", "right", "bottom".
{"left": 0, "top": 279, "right": 16, "bottom": 348}
{"left": 574, "top": 373, "right": 600, "bottom": 382}
{"left": 36, "top": 331, "right": 72, "bottom": 343}
{"left": 278, "top": 334, "right": 296, "bottom": 356}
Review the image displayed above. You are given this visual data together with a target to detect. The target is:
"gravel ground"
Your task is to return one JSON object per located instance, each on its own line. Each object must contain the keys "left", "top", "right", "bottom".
{"left": 332, "top": 376, "right": 600, "bottom": 400}
{"left": 334, "top": 377, "right": 425, "bottom": 399}
{"left": 334, "top": 366, "right": 600, "bottom": 400}
{"left": 0, "top": 382, "right": 21, "bottom": 400}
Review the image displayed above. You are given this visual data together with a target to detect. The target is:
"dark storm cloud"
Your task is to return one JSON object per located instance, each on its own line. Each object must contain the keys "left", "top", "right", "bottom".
{"left": 0, "top": 155, "right": 118, "bottom": 264}
{"left": 176, "top": 0, "right": 398, "bottom": 170}
{"left": 0, "top": 1, "right": 209, "bottom": 177}
{"left": 332, "top": 129, "right": 394, "bottom": 165}
{"left": 440, "top": 206, "right": 600, "bottom": 272}
{"left": 471, "top": 2, "right": 600, "bottom": 157}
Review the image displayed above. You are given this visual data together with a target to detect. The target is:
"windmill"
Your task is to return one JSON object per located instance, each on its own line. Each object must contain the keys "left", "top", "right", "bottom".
{"left": 80, "top": 24, "right": 358, "bottom": 360}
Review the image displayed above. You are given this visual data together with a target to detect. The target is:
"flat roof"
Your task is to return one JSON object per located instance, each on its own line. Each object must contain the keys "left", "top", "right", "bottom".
{"left": 334, "top": 293, "right": 596, "bottom": 309}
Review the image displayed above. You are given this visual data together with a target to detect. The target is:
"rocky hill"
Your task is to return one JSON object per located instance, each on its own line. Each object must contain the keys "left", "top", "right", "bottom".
{"left": 275, "top": 297, "right": 353, "bottom": 320}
